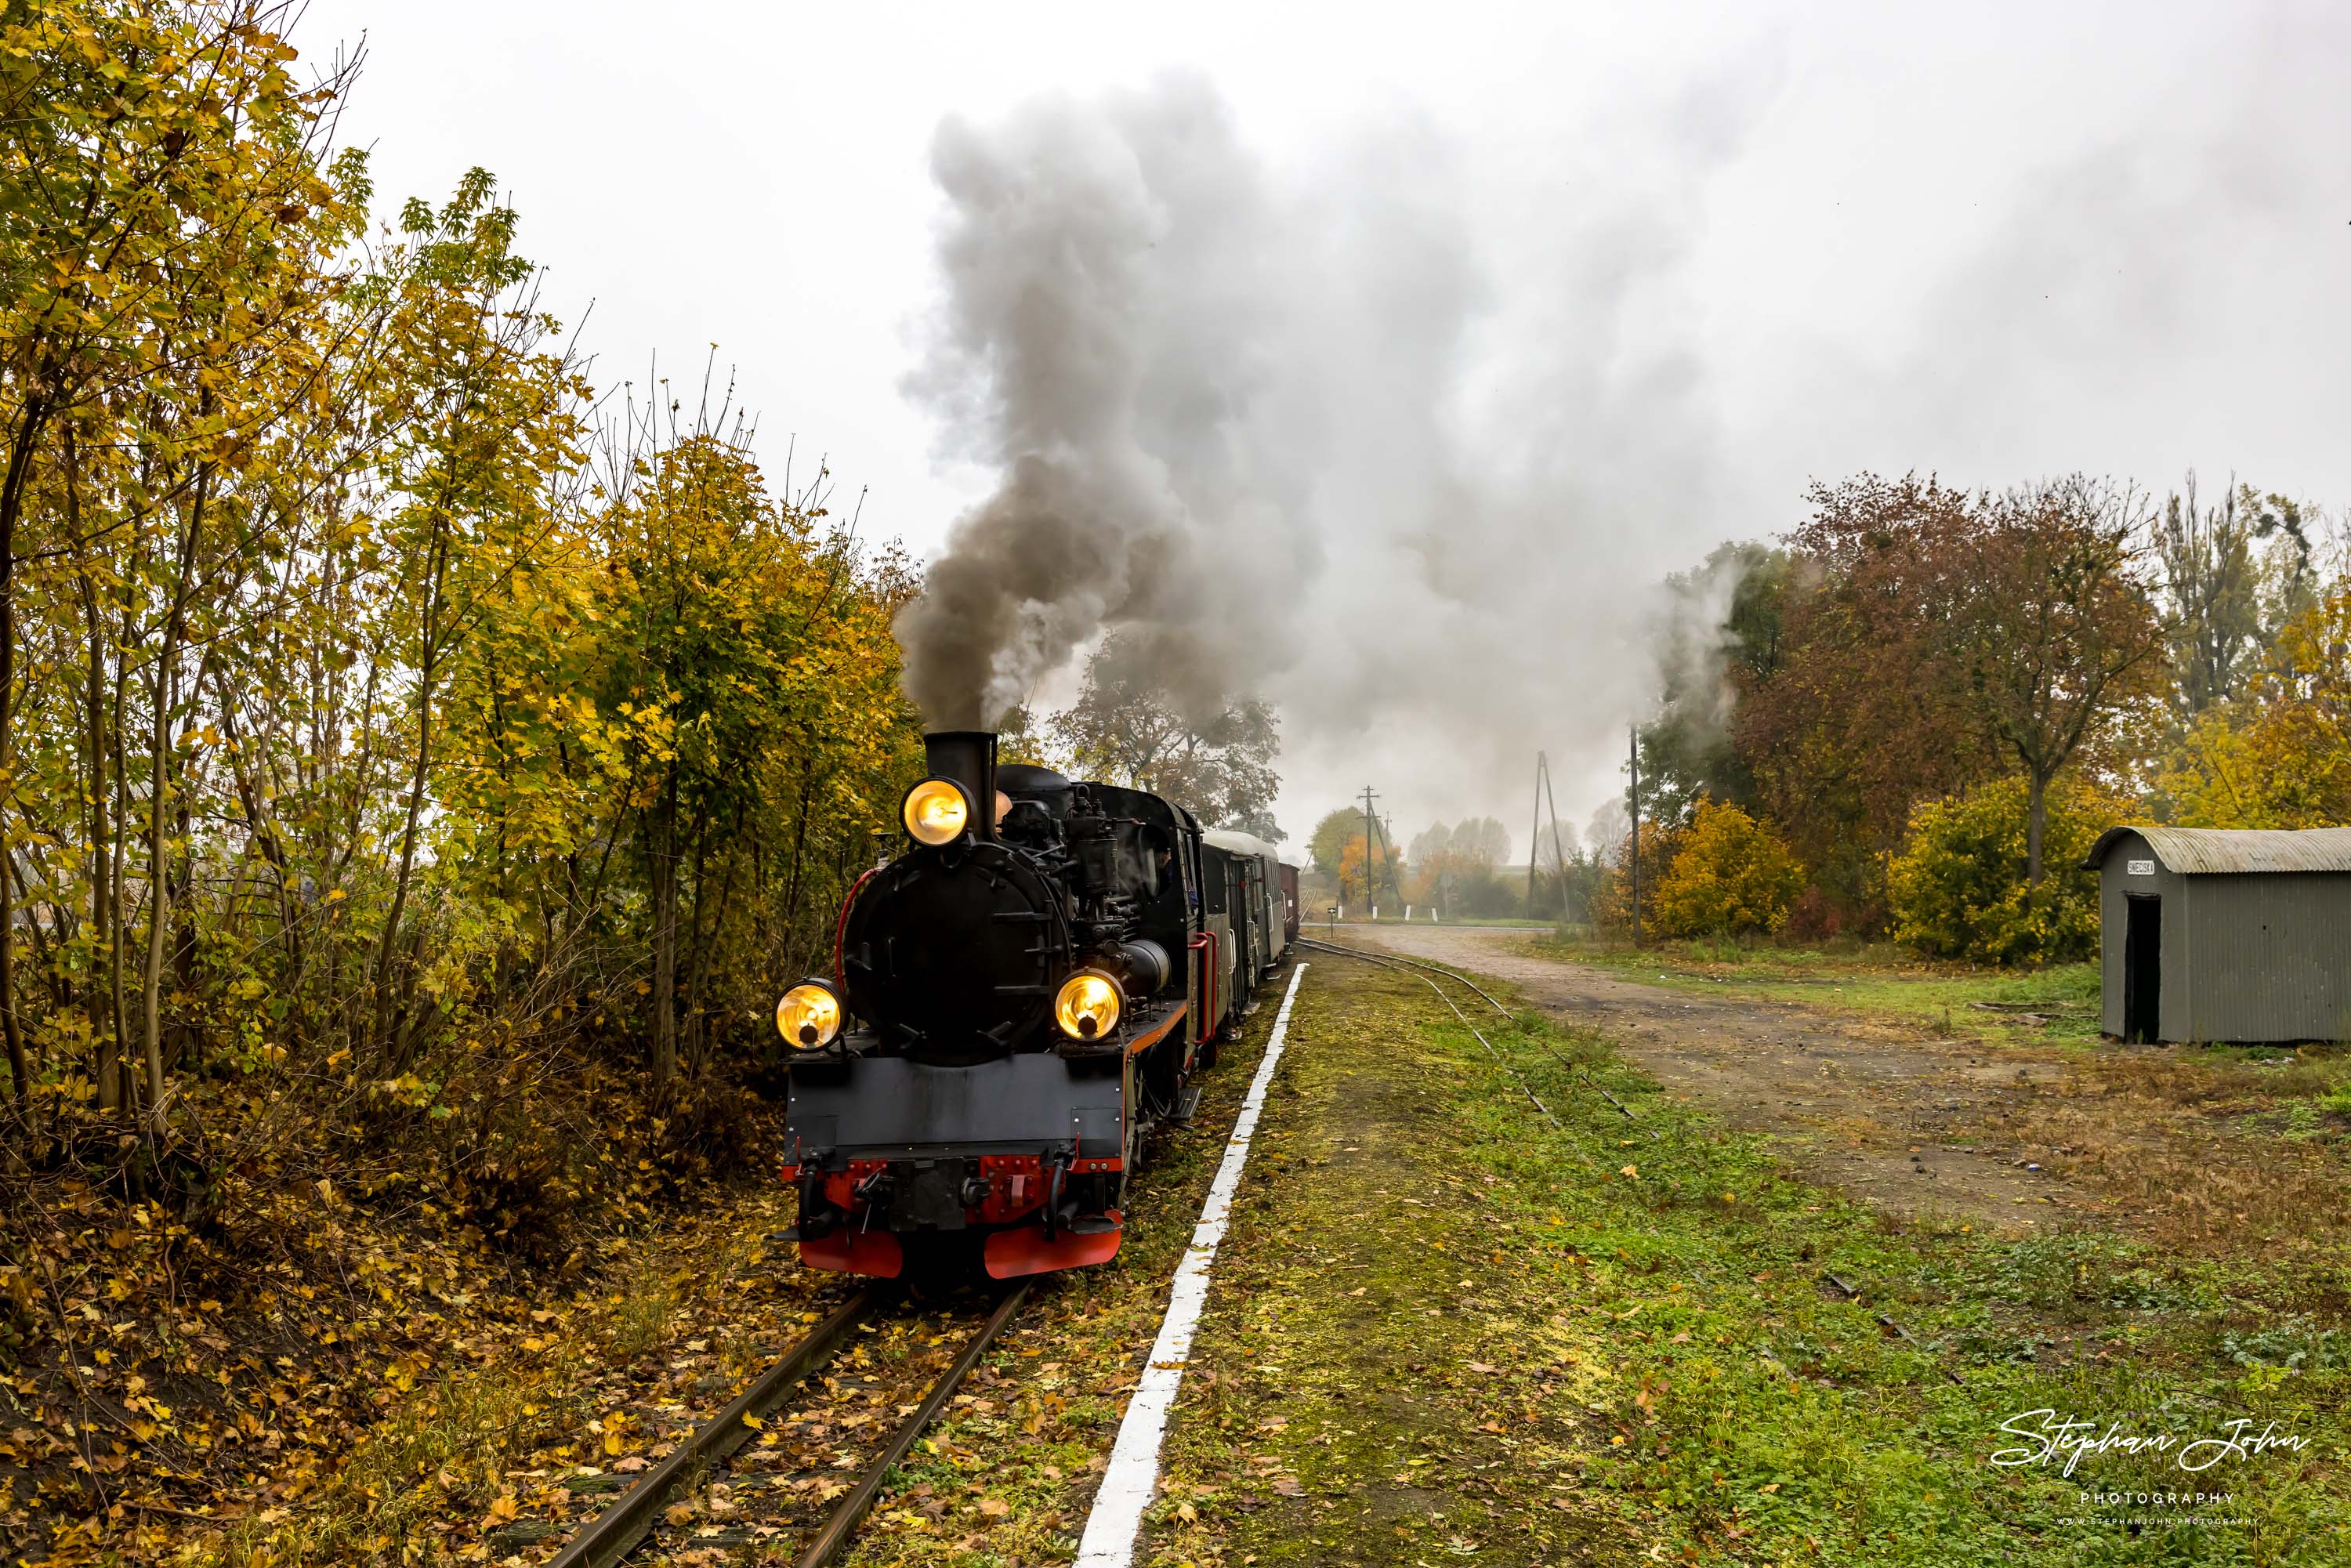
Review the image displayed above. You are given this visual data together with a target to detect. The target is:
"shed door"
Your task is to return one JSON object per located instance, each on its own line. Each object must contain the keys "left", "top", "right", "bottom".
{"left": 2124, "top": 893, "right": 2161, "bottom": 1044}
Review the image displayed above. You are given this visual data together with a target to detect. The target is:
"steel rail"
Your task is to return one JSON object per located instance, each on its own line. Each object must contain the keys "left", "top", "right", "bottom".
{"left": 793, "top": 1280, "right": 1034, "bottom": 1568}
{"left": 1302, "top": 936, "right": 1640, "bottom": 1122}
{"left": 546, "top": 1287, "right": 878, "bottom": 1568}
{"left": 1296, "top": 937, "right": 1566, "bottom": 1134}
{"left": 1301, "top": 935, "right": 1517, "bottom": 1019}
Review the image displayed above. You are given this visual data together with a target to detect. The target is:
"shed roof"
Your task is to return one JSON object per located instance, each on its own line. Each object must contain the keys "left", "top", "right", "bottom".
{"left": 2082, "top": 824, "right": 2351, "bottom": 875}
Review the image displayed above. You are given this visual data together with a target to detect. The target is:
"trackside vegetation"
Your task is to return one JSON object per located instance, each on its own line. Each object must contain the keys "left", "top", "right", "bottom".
{"left": 1143, "top": 961, "right": 2347, "bottom": 1566}
{"left": 0, "top": 1, "right": 924, "bottom": 1549}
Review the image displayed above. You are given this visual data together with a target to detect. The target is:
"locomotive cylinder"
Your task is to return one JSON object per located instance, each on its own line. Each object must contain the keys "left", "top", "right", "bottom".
{"left": 1095, "top": 938, "right": 1172, "bottom": 998}
{"left": 922, "top": 730, "right": 999, "bottom": 841}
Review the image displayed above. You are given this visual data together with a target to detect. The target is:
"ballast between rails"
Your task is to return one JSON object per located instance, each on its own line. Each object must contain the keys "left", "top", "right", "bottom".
{"left": 545, "top": 1283, "right": 1031, "bottom": 1568}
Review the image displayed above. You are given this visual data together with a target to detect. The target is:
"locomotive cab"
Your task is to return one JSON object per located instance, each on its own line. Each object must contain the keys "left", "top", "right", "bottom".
{"left": 781, "top": 729, "right": 1255, "bottom": 1280}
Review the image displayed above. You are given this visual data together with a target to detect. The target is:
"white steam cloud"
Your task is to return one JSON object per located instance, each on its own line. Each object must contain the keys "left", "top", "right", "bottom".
{"left": 897, "top": 73, "right": 1754, "bottom": 833}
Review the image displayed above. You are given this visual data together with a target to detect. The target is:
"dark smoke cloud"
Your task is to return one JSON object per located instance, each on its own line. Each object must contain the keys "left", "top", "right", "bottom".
{"left": 896, "top": 81, "right": 1315, "bottom": 730}
{"left": 897, "top": 72, "right": 1763, "bottom": 842}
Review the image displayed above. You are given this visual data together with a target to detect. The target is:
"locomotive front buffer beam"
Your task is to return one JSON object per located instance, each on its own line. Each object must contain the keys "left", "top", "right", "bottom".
{"left": 784, "top": 1052, "right": 1130, "bottom": 1280}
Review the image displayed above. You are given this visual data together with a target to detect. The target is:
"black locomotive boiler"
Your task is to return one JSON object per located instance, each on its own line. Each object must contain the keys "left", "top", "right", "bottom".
{"left": 774, "top": 730, "right": 1289, "bottom": 1279}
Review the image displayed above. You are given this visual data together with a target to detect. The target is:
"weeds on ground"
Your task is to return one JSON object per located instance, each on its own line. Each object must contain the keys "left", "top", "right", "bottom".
{"left": 1155, "top": 961, "right": 2349, "bottom": 1566}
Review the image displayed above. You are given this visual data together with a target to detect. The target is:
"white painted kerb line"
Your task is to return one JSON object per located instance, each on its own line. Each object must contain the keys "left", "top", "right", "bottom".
{"left": 1075, "top": 961, "right": 1310, "bottom": 1568}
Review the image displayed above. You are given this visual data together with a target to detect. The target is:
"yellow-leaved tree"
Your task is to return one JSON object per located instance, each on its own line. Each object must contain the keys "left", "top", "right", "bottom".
{"left": 1886, "top": 776, "right": 2123, "bottom": 965}
{"left": 2161, "top": 588, "right": 2351, "bottom": 827}
{"left": 1650, "top": 799, "right": 1804, "bottom": 938}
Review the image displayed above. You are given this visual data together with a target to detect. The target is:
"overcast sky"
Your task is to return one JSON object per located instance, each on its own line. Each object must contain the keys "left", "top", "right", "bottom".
{"left": 297, "top": 0, "right": 2351, "bottom": 860}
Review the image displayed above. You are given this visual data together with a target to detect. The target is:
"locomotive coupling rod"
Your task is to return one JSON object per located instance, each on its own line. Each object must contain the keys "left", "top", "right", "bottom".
{"left": 795, "top": 1280, "right": 1034, "bottom": 1568}
{"left": 548, "top": 1286, "right": 878, "bottom": 1568}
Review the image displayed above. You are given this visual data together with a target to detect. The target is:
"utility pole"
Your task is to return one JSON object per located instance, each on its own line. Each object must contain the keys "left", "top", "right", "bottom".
{"left": 1526, "top": 755, "right": 1545, "bottom": 918}
{"left": 1378, "top": 813, "right": 1393, "bottom": 908}
{"left": 1628, "top": 723, "right": 1642, "bottom": 947}
{"left": 1541, "top": 756, "right": 1568, "bottom": 914}
{"left": 1360, "top": 785, "right": 1380, "bottom": 919}
{"left": 1527, "top": 751, "right": 1572, "bottom": 919}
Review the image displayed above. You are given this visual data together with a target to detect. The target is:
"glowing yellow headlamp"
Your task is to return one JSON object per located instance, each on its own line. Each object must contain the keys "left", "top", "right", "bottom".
{"left": 902, "top": 778, "right": 972, "bottom": 846}
{"left": 776, "top": 979, "right": 844, "bottom": 1049}
{"left": 1054, "top": 970, "right": 1124, "bottom": 1041}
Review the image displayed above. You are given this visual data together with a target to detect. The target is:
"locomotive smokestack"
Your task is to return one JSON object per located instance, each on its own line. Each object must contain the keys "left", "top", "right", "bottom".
{"left": 924, "top": 730, "right": 1000, "bottom": 841}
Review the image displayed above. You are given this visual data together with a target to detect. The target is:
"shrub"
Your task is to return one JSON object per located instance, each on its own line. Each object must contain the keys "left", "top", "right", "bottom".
{"left": 1781, "top": 885, "right": 1844, "bottom": 940}
{"left": 1592, "top": 820, "right": 1683, "bottom": 936}
{"left": 1884, "top": 776, "right": 2119, "bottom": 965}
{"left": 1650, "top": 800, "right": 1805, "bottom": 938}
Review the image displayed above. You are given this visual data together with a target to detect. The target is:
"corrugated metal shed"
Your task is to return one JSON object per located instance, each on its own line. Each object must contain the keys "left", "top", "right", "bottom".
{"left": 2084, "top": 825, "right": 2351, "bottom": 1043}
{"left": 2082, "top": 824, "right": 2351, "bottom": 875}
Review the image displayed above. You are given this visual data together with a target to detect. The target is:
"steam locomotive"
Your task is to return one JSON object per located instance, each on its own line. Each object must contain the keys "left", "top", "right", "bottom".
{"left": 774, "top": 730, "right": 1297, "bottom": 1280}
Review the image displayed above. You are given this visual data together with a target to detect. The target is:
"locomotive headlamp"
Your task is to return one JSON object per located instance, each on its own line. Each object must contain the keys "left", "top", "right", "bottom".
{"left": 776, "top": 979, "right": 844, "bottom": 1049}
{"left": 1054, "top": 970, "right": 1124, "bottom": 1041}
{"left": 901, "top": 778, "right": 972, "bottom": 846}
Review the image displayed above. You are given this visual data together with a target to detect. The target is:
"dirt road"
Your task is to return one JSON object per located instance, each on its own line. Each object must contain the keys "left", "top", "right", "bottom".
{"left": 1352, "top": 925, "right": 2102, "bottom": 1232}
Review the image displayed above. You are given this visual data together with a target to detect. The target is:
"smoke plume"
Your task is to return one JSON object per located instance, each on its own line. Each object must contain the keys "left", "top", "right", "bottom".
{"left": 896, "top": 81, "right": 1313, "bottom": 730}
{"left": 897, "top": 72, "right": 1759, "bottom": 835}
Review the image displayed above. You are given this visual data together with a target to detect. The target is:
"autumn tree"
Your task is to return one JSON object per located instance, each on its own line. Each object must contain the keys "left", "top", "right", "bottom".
{"left": 1731, "top": 473, "right": 2161, "bottom": 909}
{"left": 1583, "top": 799, "right": 1630, "bottom": 867}
{"left": 1933, "top": 477, "right": 2164, "bottom": 883}
{"left": 0, "top": 1, "right": 926, "bottom": 1183}
{"left": 1334, "top": 833, "right": 1403, "bottom": 908}
{"left": 2152, "top": 474, "right": 2315, "bottom": 719}
{"left": 1650, "top": 800, "right": 1802, "bottom": 938}
{"left": 1886, "top": 776, "right": 2120, "bottom": 965}
{"left": 2160, "top": 585, "right": 2351, "bottom": 827}
{"left": 1052, "top": 631, "right": 1283, "bottom": 838}
{"left": 1407, "top": 817, "right": 1511, "bottom": 915}
{"left": 1308, "top": 808, "right": 1358, "bottom": 878}
{"left": 1737, "top": 476, "right": 1996, "bottom": 911}
{"left": 364, "top": 174, "right": 594, "bottom": 1070}
{"left": 0, "top": 0, "right": 373, "bottom": 1123}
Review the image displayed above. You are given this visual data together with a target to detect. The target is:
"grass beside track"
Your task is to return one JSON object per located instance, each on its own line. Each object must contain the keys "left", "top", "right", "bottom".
{"left": 1534, "top": 931, "right": 2108, "bottom": 1045}
{"left": 1141, "top": 960, "right": 2349, "bottom": 1567}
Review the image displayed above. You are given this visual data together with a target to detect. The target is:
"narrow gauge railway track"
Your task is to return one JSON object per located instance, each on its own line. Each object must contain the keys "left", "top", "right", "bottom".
{"left": 1295, "top": 936, "right": 1642, "bottom": 1128}
{"left": 1297, "top": 936, "right": 1571, "bottom": 1132}
{"left": 546, "top": 1281, "right": 1031, "bottom": 1568}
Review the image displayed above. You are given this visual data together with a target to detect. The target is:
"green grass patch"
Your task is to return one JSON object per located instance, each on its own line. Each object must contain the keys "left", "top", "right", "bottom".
{"left": 1147, "top": 959, "right": 2347, "bottom": 1566}
{"left": 1535, "top": 930, "right": 2106, "bottom": 1045}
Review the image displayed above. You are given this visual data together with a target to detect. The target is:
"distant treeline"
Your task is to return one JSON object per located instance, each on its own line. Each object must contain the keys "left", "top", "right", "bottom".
{"left": 1295, "top": 472, "right": 2347, "bottom": 955}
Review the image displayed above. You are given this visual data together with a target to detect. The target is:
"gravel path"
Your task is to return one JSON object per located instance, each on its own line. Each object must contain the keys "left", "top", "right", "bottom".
{"left": 1349, "top": 925, "right": 2103, "bottom": 1233}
